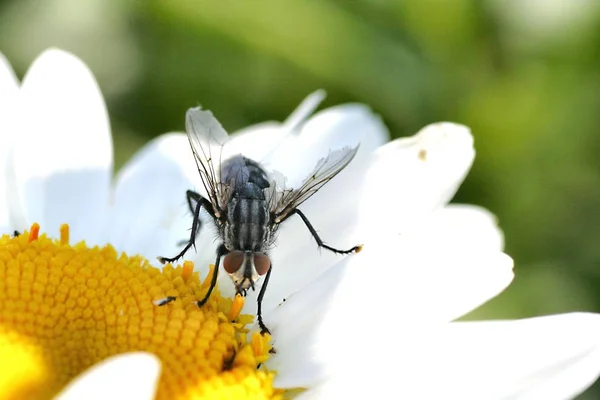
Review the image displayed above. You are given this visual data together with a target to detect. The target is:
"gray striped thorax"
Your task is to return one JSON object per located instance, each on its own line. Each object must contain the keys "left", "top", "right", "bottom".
{"left": 220, "top": 155, "right": 273, "bottom": 252}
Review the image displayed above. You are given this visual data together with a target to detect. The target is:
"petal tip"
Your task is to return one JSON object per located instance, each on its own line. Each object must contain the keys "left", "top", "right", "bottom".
{"left": 412, "top": 121, "right": 475, "bottom": 164}
{"left": 31, "top": 47, "right": 89, "bottom": 71}
{"left": 56, "top": 352, "right": 161, "bottom": 400}
{"left": 422, "top": 122, "right": 473, "bottom": 144}
{"left": 284, "top": 89, "right": 328, "bottom": 131}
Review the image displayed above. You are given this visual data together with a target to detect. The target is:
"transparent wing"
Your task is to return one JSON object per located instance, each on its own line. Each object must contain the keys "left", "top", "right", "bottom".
{"left": 271, "top": 145, "right": 360, "bottom": 222}
{"left": 185, "top": 107, "right": 232, "bottom": 216}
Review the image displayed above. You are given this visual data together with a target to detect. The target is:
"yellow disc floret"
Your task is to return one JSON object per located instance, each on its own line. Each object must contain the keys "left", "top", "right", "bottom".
{"left": 0, "top": 224, "right": 281, "bottom": 400}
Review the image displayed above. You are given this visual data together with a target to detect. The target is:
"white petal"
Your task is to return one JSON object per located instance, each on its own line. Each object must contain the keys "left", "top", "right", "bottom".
{"left": 266, "top": 257, "right": 347, "bottom": 387}
{"left": 56, "top": 352, "right": 160, "bottom": 400}
{"left": 238, "top": 105, "right": 389, "bottom": 316}
{"left": 224, "top": 121, "right": 283, "bottom": 161}
{"left": 268, "top": 206, "right": 512, "bottom": 387}
{"left": 265, "top": 203, "right": 505, "bottom": 321}
{"left": 268, "top": 250, "right": 513, "bottom": 388}
{"left": 377, "top": 206, "right": 512, "bottom": 323}
{"left": 359, "top": 122, "right": 475, "bottom": 235}
{"left": 10, "top": 48, "right": 112, "bottom": 244}
{"left": 108, "top": 134, "right": 197, "bottom": 261}
{"left": 0, "top": 53, "right": 19, "bottom": 229}
{"left": 414, "top": 203, "right": 505, "bottom": 252}
{"left": 276, "top": 203, "right": 510, "bottom": 324}
{"left": 304, "top": 313, "right": 600, "bottom": 400}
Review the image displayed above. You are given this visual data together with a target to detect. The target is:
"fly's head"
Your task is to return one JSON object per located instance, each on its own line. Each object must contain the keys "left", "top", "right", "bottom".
{"left": 223, "top": 250, "right": 271, "bottom": 294}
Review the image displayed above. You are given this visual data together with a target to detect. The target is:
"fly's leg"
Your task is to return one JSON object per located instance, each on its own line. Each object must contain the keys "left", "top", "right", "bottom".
{"left": 257, "top": 263, "right": 273, "bottom": 335}
{"left": 185, "top": 190, "right": 203, "bottom": 215}
{"left": 197, "top": 244, "right": 227, "bottom": 307}
{"left": 158, "top": 190, "right": 214, "bottom": 264}
{"left": 287, "top": 208, "right": 362, "bottom": 255}
{"left": 176, "top": 190, "right": 205, "bottom": 247}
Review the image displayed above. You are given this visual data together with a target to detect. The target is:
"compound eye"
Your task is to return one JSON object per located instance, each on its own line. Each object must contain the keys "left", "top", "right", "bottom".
{"left": 253, "top": 253, "right": 271, "bottom": 276}
{"left": 223, "top": 251, "right": 244, "bottom": 274}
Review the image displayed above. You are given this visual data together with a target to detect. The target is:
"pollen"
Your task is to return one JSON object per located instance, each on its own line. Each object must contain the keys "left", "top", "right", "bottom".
{"left": 0, "top": 224, "right": 282, "bottom": 400}
{"left": 228, "top": 294, "right": 245, "bottom": 321}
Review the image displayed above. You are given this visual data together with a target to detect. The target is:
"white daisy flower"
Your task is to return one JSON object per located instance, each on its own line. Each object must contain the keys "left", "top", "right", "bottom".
{"left": 0, "top": 47, "right": 382, "bottom": 399}
{"left": 2, "top": 48, "right": 600, "bottom": 400}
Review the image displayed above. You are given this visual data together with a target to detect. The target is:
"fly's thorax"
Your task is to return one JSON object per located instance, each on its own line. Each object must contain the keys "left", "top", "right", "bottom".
{"left": 221, "top": 155, "right": 270, "bottom": 192}
{"left": 223, "top": 186, "right": 271, "bottom": 252}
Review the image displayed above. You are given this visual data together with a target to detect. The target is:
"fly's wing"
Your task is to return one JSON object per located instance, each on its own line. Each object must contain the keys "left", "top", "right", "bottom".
{"left": 271, "top": 145, "right": 359, "bottom": 222}
{"left": 185, "top": 107, "right": 232, "bottom": 217}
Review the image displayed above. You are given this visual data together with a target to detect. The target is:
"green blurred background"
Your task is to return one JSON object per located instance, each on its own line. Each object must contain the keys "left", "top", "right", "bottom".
{"left": 2, "top": 0, "right": 600, "bottom": 396}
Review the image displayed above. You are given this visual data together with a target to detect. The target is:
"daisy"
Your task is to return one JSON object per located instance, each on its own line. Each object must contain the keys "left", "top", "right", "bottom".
{"left": 0, "top": 48, "right": 381, "bottom": 398}
{"left": 1, "top": 48, "right": 600, "bottom": 400}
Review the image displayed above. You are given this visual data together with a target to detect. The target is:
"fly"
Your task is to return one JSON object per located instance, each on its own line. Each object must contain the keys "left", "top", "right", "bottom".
{"left": 157, "top": 107, "right": 362, "bottom": 334}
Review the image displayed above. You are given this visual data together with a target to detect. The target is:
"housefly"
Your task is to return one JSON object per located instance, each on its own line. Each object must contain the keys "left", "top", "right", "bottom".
{"left": 157, "top": 107, "right": 362, "bottom": 334}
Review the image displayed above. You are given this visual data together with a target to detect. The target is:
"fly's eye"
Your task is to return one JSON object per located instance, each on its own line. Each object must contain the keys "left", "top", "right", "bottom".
{"left": 253, "top": 253, "right": 271, "bottom": 276}
{"left": 223, "top": 251, "right": 244, "bottom": 274}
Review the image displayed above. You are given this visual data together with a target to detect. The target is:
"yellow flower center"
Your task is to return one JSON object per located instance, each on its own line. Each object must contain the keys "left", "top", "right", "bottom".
{"left": 0, "top": 223, "right": 282, "bottom": 399}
